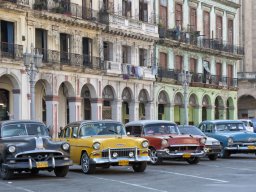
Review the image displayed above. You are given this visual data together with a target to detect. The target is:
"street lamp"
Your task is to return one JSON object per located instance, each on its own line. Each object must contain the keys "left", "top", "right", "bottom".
{"left": 179, "top": 70, "right": 192, "bottom": 125}
{"left": 23, "top": 44, "right": 43, "bottom": 120}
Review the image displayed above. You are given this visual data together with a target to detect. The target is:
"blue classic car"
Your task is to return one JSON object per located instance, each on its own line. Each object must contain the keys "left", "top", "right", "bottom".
{"left": 198, "top": 120, "right": 256, "bottom": 158}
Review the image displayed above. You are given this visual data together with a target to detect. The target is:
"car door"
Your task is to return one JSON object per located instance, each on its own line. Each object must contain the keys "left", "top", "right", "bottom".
{"left": 68, "top": 124, "right": 80, "bottom": 164}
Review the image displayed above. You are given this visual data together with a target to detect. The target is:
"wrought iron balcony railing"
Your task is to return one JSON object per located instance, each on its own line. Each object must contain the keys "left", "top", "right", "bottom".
{"left": 0, "top": 42, "right": 23, "bottom": 59}
{"left": 1, "top": 0, "right": 29, "bottom": 6}
{"left": 35, "top": 48, "right": 101, "bottom": 69}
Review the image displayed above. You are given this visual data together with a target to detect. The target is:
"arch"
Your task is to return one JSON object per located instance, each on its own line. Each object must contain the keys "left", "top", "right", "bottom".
{"left": 157, "top": 90, "right": 170, "bottom": 120}
{"left": 138, "top": 89, "right": 150, "bottom": 120}
{"left": 189, "top": 94, "right": 198, "bottom": 107}
{"left": 102, "top": 85, "right": 115, "bottom": 101}
{"left": 174, "top": 92, "right": 183, "bottom": 125}
{"left": 202, "top": 94, "right": 212, "bottom": 121}
{"left": 122, "top": 87, "right": 133, "bottom": 102}
{"left": 226, "top": 97, "right": 235, "bottom": 119}
{"left": 0, "top": 73, "right": 21, "bottom": 89}
{"left": 238, "top": 95, "right": 256, "bottom": 118}
{"left": 102, "top": 85, "right": 116, "bottom": 120}
{"left": 81, "top": 83, "right": 97, "bottom": 99}
{"left": 158, "top": 90, "right": 170, "bottom": 104}
{"left": 81, "top": 84, "right": 95, "bottom": 120}
{"left": 57, "top": 81, "right": 75, "bottom": 98}
{"left": 188, "top": 94, "right": 199, "bottom": 125}
{"left": 138, "top": 89, "right": 149, "bottom": 103}
{"left": 202, "top": 94, "right": 211, "bottom": 107}
{"left": 174, "top": 92, "right": 183, "bottom": 106}
{"left": 215, "top": 96, "right": 224, "bottom": 120}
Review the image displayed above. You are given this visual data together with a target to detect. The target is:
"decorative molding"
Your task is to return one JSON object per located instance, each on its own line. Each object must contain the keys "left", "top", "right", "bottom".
{"left": 45, "top": 95, "right": 59, "bottom": 101}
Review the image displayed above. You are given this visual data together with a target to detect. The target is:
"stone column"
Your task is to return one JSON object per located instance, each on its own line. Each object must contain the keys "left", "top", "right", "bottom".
{"left": 112, "top": 99, "right": 122, "bottom": 122}
{"left": 12, "top": 89, "right": 21, "bottom": 120}
{"left": 197, "top": 55, "right": 203, "bottom": 73}
{"left": 210, "top": 6, "right": 215, "bottom": 38}
{"left": 223, "top": 11, "right": 227, "bottom": 42}
{"left": 45, "top": 95, "right": 59, "bottom": 138}
{"left": 197, "top": 2, "right": 203, "bottom": 33}
{"left": 129, "top": 100, "right": 139, "bottom": 121}
{"left": 145, "top": 101, "right": 154, "bottom": 120}
{"left": 183, "top": 0, "right": 189, "bottom": 30}
{"left": 183, "top": 52, "right": 189, "bottom": 71}
{"left": 68, "top": 97, "right": 82, "bottom": 122}
{"left": 168, "top": 49, "right": 174, "bottom": 69}
{"left": 168, "top": 0, "right": 175, "bottom": 28}
{"left": 91, "top": 98, "right": 103, "bottom": 120}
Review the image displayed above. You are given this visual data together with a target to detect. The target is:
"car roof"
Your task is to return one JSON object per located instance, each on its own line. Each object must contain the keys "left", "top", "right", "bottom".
{"left": 67, "top": 120, "right": 123, "bottom": 125}
{"left": 0, "top": 120, "right": 45, "bottom": 127}
{"left": 125, "top": 120, "right": 176, "bottom": 126}
{"left": 200, "top": 120, "right": 243, "bottom": 124}
{"left": 239, "top": 119, "right": 252, "bottom": 122}
{"left": 178, "top": 125, "right": 198, "bottom": 128}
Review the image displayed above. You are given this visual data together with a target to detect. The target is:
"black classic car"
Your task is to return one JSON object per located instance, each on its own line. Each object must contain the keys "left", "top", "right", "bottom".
{"left": 0, "top": 120, "right": 72, "bottom": 180}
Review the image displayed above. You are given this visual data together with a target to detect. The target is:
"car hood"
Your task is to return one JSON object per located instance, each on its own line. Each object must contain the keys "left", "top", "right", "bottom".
{"left": 81, "top": 135, "right": 146, "bottom": 149}
{"left": 216, "top": 131, "right": 256, "bottom": 142}
{"left": 205, "top": 137, "right": 220, "bottom": 145}
{"left": 145, "top": 134, "right": 201, "bottom": 145}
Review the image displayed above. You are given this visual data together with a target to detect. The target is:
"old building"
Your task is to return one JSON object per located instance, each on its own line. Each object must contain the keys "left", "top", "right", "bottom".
{"left": 237, "top": 0, "right": 256, "bottom": 119}
{"left": 0, "top": 0, "right": 243, "bottom": 137}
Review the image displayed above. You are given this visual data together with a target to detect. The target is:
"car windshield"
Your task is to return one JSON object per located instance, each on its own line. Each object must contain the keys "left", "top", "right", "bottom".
{"left": 216, "top": 123, "right": 246, "bottom": 132}
{"left": 144, "top": 123, "right": 179, "bottom": 135}
{"left": 1, "top": 123, "right": 48, "bottom": 137}
{"left": 80, "top": 122, "right": 126, "bottom": 137}
{"left": 179, "top": 126, "right": 205, "bottom": 136}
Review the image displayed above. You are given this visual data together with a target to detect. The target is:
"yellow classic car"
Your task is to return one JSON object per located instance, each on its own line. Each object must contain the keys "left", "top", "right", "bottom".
{"left": 59, "top": 120, "right": 150, "bottom": 174}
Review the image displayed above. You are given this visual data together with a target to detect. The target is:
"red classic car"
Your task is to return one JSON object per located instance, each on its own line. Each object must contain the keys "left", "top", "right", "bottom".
{"left": 125, "top": 120, "right": 206, "bottom": 165}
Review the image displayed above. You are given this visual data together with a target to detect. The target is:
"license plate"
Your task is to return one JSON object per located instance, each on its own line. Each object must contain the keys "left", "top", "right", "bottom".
{"left": 248, "top": 146, "right": 256, "bottom": 150}
{"left": 118, "top": 160, "right": 129, "bottom": 166}
{"left": 182, "top": 153, "right": 191, "bottom": 158}
{"left": 36, "top": 161, "right": 48, "bottom": 168}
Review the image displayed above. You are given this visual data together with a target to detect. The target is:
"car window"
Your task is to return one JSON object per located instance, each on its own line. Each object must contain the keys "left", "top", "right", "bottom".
{"left": 63, "top": 126, "right": 71, "bottom": 138}
{"left": 205, "top": 124, "right": 213, "bottom": 133}
{"left": 80, "top": 122, "right": 126, "bottom": 137}
{"left": 71, "top": 126, "right": 79, "bottom": 138}
{"left": 249, "top": 121, "right": 253, "bottom": 127}
{"left": 1, "top": 123, "right": 47, "bottom": 137}
{"left": 144, "top": 123, "right": 179, "bottom": 135}
{"left": 125, "top": 126, "right": 142, "bottom": 136}
{"left": 216, "top": 123, "right": 246, "bottom": 132}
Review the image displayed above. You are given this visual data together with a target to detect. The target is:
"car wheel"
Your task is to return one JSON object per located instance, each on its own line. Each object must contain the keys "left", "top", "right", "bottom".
{"left": 81, "top": 152, "right": 96, "bottom": 174}
{"left": 0, "top": 163, "right": 13, "bottom": 180}
{"left": 220, "top": 144, "right": 230, "bottom": 158}
{"left": 186, "top": 157, "right": 200, "bottom": 165}
{"left": 132, "top": 162, "right": 147, "bottom": 172}
{"left": 54, "top": 166, "right": 69, "bottom": 177}
{"left": 208, "top": 154, "right": 218, "bottom": 161}
{"left": 30, "top": 169, "right": 39, "bottom": 175}
{"left": 149, "top": 148, "right": 162, "bottom": 165}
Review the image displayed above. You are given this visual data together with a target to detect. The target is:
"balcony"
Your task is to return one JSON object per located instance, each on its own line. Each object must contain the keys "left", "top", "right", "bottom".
{"left": 33, "top": 0, "right": 99, "bottom": 22}
{"left": 159, "top": 28, "right": 244, "bottom": 56}
{"left": 35, "top": 48, "right": 101, "bottom": 69}
{"left": 237, "top": 72, "right": 256, "bottom": 80}
{"left": 0, "top": 42, "right": 23, "bottom": 60}
{"left": 0, "top": 0, "right": 29, "bottom": 6}
{"left": 157, "top": 68, "right": 238, "bottom": 89}
{"left": 99, "top": 11, "right": 158, "bottom": 38}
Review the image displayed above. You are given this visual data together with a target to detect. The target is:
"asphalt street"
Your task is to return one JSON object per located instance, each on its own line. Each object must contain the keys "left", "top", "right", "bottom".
{"left": 1, "top": 154, "right": 256, "bottom": 192}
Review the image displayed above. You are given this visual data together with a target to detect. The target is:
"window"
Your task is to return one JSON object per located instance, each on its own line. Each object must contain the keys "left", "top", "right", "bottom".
{"left": 60, "top": 33, "right": 71, "bottom": 63}
{"left": 0, "top": 20, "right": 14, "bottom": 57}
{"left": 216, "top": 15, "right": 223, "bottom": 40}
{"left": 103, "top": 0, "right": 114, "bottom": 12}
{"left": 35, "top": 28, "right": 48, "bottom": 62}
{"left": 159, "top": 0, "right": 167, "bottom": 28}
{"left": 139, "top": 0, "right": 148, "bottom": 22}
{"left": 190, "top": 58, "right": 197, "bottom": 73}
{"left": 122, "top": 46, "right": 131, "bottom": 64}
{"left": 125, "top": 126, "right": 142, "bottom": 136}
{"left": 203, "top": 11, "right": 210, "bottom": 38}
{"left": 227, "top": 64, "right": 233, "bottom": 86}
{"left": 122, "top": 0, "right": 131, "bottom": 17}
{"left": 82, "top": 0, "right": 92, "bottom": 19}
{"left": 83, "top": 37, "right": 92, "bottom": 67}
{"left": 175, "top": 55, "right": 183, "bottom": 72}
{"left": 103, "top": 42, "right": 113, "bottom": 61}
{"left": 175, "top": 3, "right": 183, "bottom": 27}
{"left": 216, "top": 63, "right": 222, "bottom": 82}
{"left": 159, "top": 52, "right": 167, "bottom": 69}
{"left": 227, "top": 19, "right": 233, "bottom": 45}
{"left": 139, "top": 48, "right": 147, "bottom": 67}
{"left": 189, "top": 7, "right": 197, "bottom": 31}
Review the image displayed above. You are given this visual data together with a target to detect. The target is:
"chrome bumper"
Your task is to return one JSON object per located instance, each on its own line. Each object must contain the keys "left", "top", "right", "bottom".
{"left": 225, "top": 146, "right": 256, "bottom": 151}
{"left": 91, "top": 156, "right": 150, "bottom": 164}
{"left": 156, "top": 150, "right": 205, "bottom": 158}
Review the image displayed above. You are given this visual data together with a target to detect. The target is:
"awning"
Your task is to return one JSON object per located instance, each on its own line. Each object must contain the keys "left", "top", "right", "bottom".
{"left": 203, "top": 61, "right": 211, "bottom": 73}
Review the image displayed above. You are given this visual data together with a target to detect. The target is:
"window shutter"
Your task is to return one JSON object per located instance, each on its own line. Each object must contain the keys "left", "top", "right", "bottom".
{"left": 175, "top": 55, "right": 182, "bottom": 72}
{"left": 228, "top": 19, "right": 233, "bottom": 45}
{"left": 190, "top": 58, "right": 196, "bottom": 73}
{"left": 203, "top": 11, "right": 210, "bottom": 38}
{"left": 216, "top": 15, "right": 222, "bottom": 40}
{"left": 190, "top": 7, "right": 197, "bottom": 31}
{"left": 159, "top": 52, "right": 167, "bottom": 69}
{"left": 175, "top": 3, "right": 183, "bottom": 27}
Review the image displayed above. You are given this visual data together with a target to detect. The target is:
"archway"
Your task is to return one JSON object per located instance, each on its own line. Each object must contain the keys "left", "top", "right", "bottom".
{"left": 226, "top": 97, "right": 235, "bottom": 119}
{"left": 238, "top": 95, "right": 256, "bottom": 119}
{"left": 202, "top": 94, "right": 211, "bottom": 121}
{"left": 138, "top": 89, "right": 149, "bottom": 120}
{"left": 35, "top": 80, "right": 48, "bottom": 124}
{"left": 174, "top": 92, "right": 183, "bottom": 125}
{"left": 102, "top": 85, "right": 115, "bottom": 120}
{"left": 81, "top": 85, "right": 91, "bottom": 120}
{"left": 188, "top": 94, "right": 198, "bottom": 125}
{"left": 121, "top": 87, "right": 132, "bottom": 123}
{"left": 0, "top": 89, "right": 9, "bottom": 120}
{"left": 215, "top": 96, "right": 224, "bottom": 120}
{"left": 157, "top": 90, "right": 170, "bottom": 120}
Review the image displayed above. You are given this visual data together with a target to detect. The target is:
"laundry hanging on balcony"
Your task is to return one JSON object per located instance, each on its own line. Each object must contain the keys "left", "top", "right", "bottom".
{"left": 135, "top": 66, "right": 143, "bottom": 79}
{"left": 203, "top": 60, "right": 211, "bottom": 73}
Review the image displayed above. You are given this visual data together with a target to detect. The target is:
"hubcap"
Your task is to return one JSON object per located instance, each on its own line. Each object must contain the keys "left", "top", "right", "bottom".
{"left": 81, "top": 154, "right": 89, "bottom": 173}
{"left": 150, "top": 150, "right": 158, "bottom": 163}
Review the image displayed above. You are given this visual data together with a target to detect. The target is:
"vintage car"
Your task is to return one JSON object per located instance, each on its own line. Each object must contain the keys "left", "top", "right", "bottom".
{"left": 198, "top": 120, "right": 256, "bottom": 158}
{"left": 178, "top": 125, "right": 221, "bottom": 160}
{"left": 125, "top": 120, "right": 206, "bottom": 165}
{"left": 239, "top": 119, "right": 254, "bottom": 132}
{"left": 0, "top": 120, "right": 72, "bottom": 180}
{"left": 58, "top": 120, "right": 150, "bottom": 174}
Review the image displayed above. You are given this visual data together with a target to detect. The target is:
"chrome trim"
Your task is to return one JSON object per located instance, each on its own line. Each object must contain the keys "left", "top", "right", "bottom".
{"left": 52, "top": 157, "right": 55, "bottom": 168}
{"left": 35, "top": 137, "right": 44, "bottom": 150}
{"left": 92, "top": 156, "right": 150, "bottom": 164}
{"left": 156, "top": 150, "right": 205, "bottom": 158}
{"left": 15, "top": 150, "right": 63, "bottom": 158}
{"left": 28, "top": 157, "right": 32, "bottom": 169}
{"left": 170, "top": 144, "right": 200, "bottom": 147}
{"left": 135, "top": 147, "right": 138, "bottom": 161}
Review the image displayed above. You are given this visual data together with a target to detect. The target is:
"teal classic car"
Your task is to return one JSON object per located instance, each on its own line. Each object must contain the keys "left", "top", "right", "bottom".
{"left": 198, "top": 120, "right": 256, "bottom": 158}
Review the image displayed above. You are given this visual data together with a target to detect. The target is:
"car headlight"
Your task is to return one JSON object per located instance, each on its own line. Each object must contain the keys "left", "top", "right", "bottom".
{"left": 200, "top": 137, "right": 207, "bottom": 144}
{"left": 142, "top": 140, "right": 149, "bottom": 148}
{"left": 92, "top": 142, "right": 101, "bottom": 150}
{"left": 227, "top": 137, "right": 233, "bottom": 145}
{"left": 8, "top": 145, "right": 16, "bottom": 153}
{"left": 161, "top": 139, "right": 168, "bottom": 146}
{"left": 62, "top": 143, "right": 70, "bottom": 151}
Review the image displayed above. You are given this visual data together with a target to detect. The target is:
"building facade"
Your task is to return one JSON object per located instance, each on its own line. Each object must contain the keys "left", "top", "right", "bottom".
{"left": 237, "top": 0, "right": 256, "bottom": 119}
{"left": 0, "top": 0, "right": 243, "bottom": 137}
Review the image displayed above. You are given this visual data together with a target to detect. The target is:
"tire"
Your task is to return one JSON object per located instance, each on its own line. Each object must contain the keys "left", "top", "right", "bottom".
{"left": 0, "top": 163, "right": 13, "bottom": 180}
{"left": 132, "top": 162, "right": 147, "bottom": 172}
{"left": 54, "top": 166, "right": 69, "bottom": 177}
{"left": 149, "top": 148, "right": 162, "bottom": 165}
{"left": 208, "top": 154, "right": 218, "bottom": 161}
{"left": 81, "top": 152, "right": 96, "bottom": 174}
{"left": 186, "top": 157, "right": 200, "bottom": 164}
{"left": 220, "top": 144, "right": 230, "bottom": 158}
